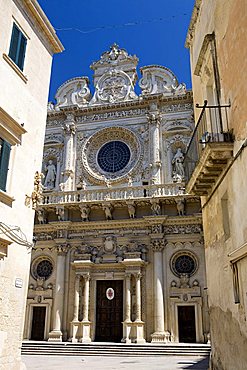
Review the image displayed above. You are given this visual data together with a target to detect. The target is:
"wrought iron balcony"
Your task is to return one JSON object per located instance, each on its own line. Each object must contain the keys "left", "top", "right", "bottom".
{"left": 184, "top": 100, "right": 233, "bottom": 196}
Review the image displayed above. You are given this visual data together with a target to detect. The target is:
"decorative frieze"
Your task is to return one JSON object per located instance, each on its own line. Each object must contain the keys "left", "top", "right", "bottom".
{"left": 164, "top": 224, "right": 202, "bottom": 234}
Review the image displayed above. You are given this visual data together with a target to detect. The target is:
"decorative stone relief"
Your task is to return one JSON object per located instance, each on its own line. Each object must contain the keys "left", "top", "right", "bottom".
{"left": 139, "top": 65, "right": 186, "bottom": 96}
{"left": 90, "top": 69, "right": 138, "bottom": 105}
{"left": 151, "top": 239, "right": 165, "bottom": 252}
{"left": 79, "top": 126, "right": 142, "bottom": 184}
{"left": 55, "top": 77, "right": 91, "bottom": 108}
{"left": 76, "top": 108, "right": 148, "bottom": 123}
{"left": 90, "top": 43, "right": 138, "bottom": 86}
{"left": 25, "top": 172, "right": 44, "bottom": 210}
{"left": 164, "top": 224, "right": 202, "bottom": 234}
{"left": 43, "top": 147, "right": 62, "bottom": 164}
{"left": 151, "top": 224, "right": 163, "bottom": 234}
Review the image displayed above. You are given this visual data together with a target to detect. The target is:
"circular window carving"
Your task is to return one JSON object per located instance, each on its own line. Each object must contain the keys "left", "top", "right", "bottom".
{"left": 32, "top": 257, "right": 53, "bottom": 280}
{"left": 97, "top": 141, "right": 130, "bottom": 173}
{"left": 81, "top": 127, "right": 142, "bottom": 184}
{"left": 170, "top": 252, "right": 198, "bottom": 277}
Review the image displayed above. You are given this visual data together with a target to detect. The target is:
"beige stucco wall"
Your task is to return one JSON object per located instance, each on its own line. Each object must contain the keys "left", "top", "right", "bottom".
{"left": 186, "top": 1, "right": 247, "bottom": 369}
{"left": 0, "top": 1, "right": 62, "bottom": 369}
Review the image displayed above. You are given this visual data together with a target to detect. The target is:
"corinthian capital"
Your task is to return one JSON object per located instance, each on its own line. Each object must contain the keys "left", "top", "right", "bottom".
{"left": 146, "top": 111, "right": 162, "bottom": 125}
{"left": 57, "top": 244, "right": 69, "bottom": 256}
{"left": 151, "top": 239, "right": 165, "bottom": 252}
{"left": 63, "top": 114, "right": 76, "bottom": 135}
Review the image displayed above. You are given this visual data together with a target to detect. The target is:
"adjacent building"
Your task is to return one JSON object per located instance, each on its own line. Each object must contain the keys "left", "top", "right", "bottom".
{"left": 0, "top": 0, "right": 63, "bottom": 368}
{"left": 24, "top": 45, "right": 209, "bottom": 345}
{"left": 185, "top": 1, "right": 247, "bottom": 369}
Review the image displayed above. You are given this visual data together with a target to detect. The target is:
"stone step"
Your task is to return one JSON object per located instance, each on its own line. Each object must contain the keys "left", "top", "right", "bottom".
{"left": 22, "top": 342, "right": 211, "bottom": 357}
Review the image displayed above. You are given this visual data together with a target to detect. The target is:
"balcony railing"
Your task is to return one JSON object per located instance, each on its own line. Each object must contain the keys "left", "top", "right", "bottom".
{"left": 42, "top": 183, "right": 184, "bottom": 206}
{"left": 184, "top": 100, "right": 232, "bottom": 180}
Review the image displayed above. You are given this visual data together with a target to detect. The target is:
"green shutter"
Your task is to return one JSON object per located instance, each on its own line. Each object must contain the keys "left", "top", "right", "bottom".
{"left": 8, "top": 23, "right": 27, "bottom": 71}
{"left": 9, "top": 24, "right": 20, "bottom": 62}
{"left": 17, "top": 33, "right": 27, "bottom": 71}
{"left": 0, "top": 140, "right": 11, "bottom": 192}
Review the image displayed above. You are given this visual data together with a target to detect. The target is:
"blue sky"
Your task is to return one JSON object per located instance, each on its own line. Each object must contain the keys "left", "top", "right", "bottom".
{"left": 38, "top": 0, "right": 195, "bottom": 102}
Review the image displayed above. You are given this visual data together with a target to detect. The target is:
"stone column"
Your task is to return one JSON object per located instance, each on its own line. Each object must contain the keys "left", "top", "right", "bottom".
{"left": 81, "top": 272, "right": 91, "bottom": 342}
{"left": 133, "top": 272, "right": 146, "bottom": 343}
{"left": 62, "top": 113, "right": 76, "bottom": 191}
{"left": 151, "top": 240, "right": 170, "bottom": 342}
{"left": 62, "top": 249, "right": 71, "bottom": 340}
{"left": 122, "top": 273, "right": 132, "bottom": 343}
{"left": 70, "top": 273, "right": 81, "bottom": 342}
{"left": 135, "top": 272, "right": 142, "bottom": 322}
{"left": 48, "top": 245, "right": 67, "bottom": 341}
{"left": 147, "top": 106, "right": 162, "bottom": 184}
{"left": 73, "top": 274, "right": 80, "bottom": 321}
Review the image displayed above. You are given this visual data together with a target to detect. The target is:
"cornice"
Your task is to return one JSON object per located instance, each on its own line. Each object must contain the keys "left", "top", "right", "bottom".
{"left": 20, "top": 0, "right": 64, "bottom": 53}
{"left": 34, "top": 214, "right": 202, "bottom": 234}
{"left": 47, "top": 91, "right": 193, "bottom": 120}
{"left": 0, "top": 106, "right": 26, "bottom": 145}
{"left": 185, "top": 0, "right": 203, "bottom": 48}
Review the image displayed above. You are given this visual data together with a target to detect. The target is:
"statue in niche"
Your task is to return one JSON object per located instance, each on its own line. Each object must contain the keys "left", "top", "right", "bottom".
{"left": 37, "top": 208, "right": 46, "bottom": 224}
{"left": 103, "top": 205, "right": 113, "bottom": 220}
{"left": 172, "top": 148, "right": 185, "bottom": 182}
{"left": 151, "top": 201, "right": 161, "bottom": 216}
{"left": 127, "top": 203, "right": 136, "bottom": 218}
{"left": 44, "top": 160, "right": 56, "bottom": 189}
{"left": 80, "top": 205, "right": 90, "bottom": 222}
{"left": 176, "top": 198, "right": 185, "bottom": 216}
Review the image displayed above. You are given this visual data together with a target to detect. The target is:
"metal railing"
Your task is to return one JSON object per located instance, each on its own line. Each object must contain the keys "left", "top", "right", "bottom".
{"left": 184, "top": 100, "right": 232, "bottom": 180}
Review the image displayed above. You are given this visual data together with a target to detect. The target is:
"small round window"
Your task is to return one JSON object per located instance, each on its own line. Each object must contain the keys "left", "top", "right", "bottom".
{"left": 171, "top": 252, "right": 197, "bottom": 277}
{"left": 97, "top": 141, "right": 130, "bottom": 173}
{"left": 32, "top": 258, "right": 53, "bottom": 280}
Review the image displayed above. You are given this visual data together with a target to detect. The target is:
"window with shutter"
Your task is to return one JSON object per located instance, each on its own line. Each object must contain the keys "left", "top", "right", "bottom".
{"left": 8, "top": 23, "right": 27, "bottom": 71}
{"left": 0, "top": 139, "right": 11, "bottom": 192}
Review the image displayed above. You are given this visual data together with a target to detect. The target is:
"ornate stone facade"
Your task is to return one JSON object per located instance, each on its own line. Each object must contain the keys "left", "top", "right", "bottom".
{"left": 24, "top": 45, "right": 209, "bottom": 344}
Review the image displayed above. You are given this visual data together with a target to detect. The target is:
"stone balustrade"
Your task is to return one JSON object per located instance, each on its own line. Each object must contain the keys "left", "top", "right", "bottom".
{"left": 42, "top": 183, "right": 185, "bottom": 206}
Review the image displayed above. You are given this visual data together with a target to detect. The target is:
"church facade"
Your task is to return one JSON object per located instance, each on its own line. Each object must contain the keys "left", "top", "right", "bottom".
{"left": 23, "top": 45, "right": 209, "bottom": 344}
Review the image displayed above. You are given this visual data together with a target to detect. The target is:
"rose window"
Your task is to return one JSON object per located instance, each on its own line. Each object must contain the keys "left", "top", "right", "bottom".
{"left": 97, "top": 141, "right": 131, "bottom": 173}
{"left": 36, "top": 260, "right": 53, "bottom": 279}
{"left": 171, "top": 252, "right": 197, "bottom": 277}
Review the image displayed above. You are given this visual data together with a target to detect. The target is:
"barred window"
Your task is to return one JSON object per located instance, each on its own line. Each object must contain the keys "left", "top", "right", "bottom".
{"left": 97, "top": 141, "right": 130, "bottom": 173}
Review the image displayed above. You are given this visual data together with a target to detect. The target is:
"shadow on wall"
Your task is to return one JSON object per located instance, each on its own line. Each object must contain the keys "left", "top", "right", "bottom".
{"left": 178, "top": 356, "right": 209, "bottom": 369}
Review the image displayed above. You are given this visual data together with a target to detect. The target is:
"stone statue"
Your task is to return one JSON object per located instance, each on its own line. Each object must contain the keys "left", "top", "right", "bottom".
{"left": 176, "top": 198, "right": 185, "bottom": 216}
{"left": 151, "top": 201, "right": 161, "bottom": 216}
{"left": 127, "top": 203, "right": 136, "bottom": 218}
{"left": 44, "top": 160, "right": 56, "bottom": 189}
{"left": 37, "top": 208, "right": 45, "bottom": 224}
{"left": 172, "top": 148, "right": 185, "bottom": 181}
{"left": 103, "top": 205, "right": 113, "bottom": 220}
{"left": 77, "top": 176, "right": 86, "bottom": 190}
{"left": 27, "top": 171, "right": 44, "bottom": 209}
{"left": 80, "top": 205, "right": 90, "bottom": 222}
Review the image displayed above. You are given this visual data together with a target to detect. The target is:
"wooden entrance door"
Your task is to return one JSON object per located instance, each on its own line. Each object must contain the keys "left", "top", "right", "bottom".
{"left": 95, "top": 280, "right": 123, "bottom": 342}
{"left": 178, "top": 305, "right": 196, "bottom": 343}
{"left": 31, "top": 306, "right": 46, "bottom": 340}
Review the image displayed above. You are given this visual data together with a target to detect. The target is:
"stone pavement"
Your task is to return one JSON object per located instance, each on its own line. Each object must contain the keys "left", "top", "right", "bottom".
{"left": 22, "top": 355, "right": 209, "bottom": 370}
